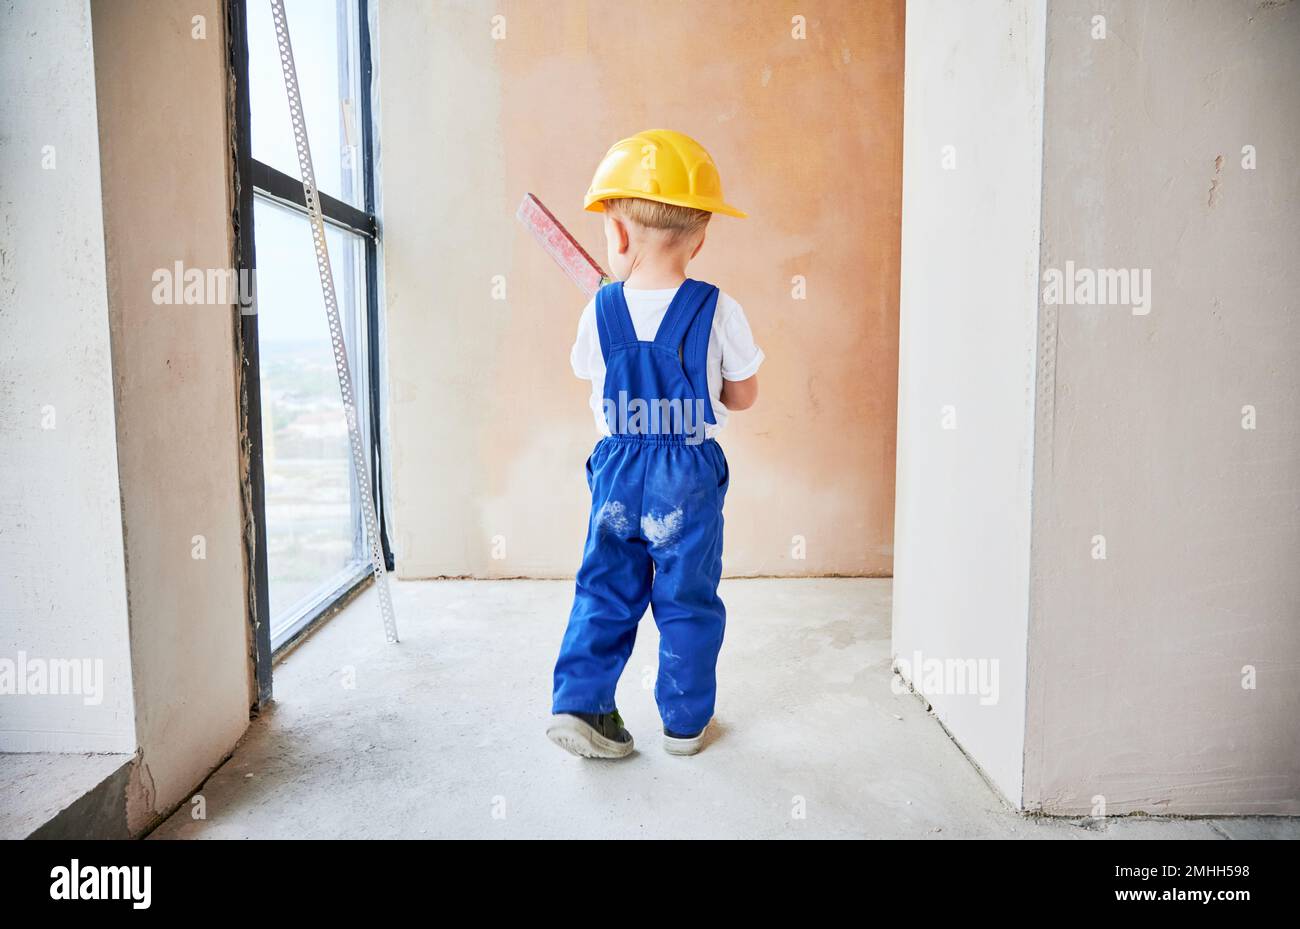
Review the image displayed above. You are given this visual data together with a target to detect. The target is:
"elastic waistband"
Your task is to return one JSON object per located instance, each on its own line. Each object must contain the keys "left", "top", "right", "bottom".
{"left": 601, "top": 433, "right": 717, "bottom": 448}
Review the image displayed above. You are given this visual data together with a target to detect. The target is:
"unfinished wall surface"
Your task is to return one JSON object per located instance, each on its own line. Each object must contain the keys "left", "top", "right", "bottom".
{"left": 1024, "top": 0, "right": 1300, "bottom": 815}
{"left": 378, "top": 0, "right": 904, "bottom": 578}
{"left": 892, "top": 0, "right": 1046, "bottom": 804}
{"left": 0, "top": 0, "right": 137, "bottom": 754}
{"left": 90, "top": 0, "right": 252, "bottom": 830}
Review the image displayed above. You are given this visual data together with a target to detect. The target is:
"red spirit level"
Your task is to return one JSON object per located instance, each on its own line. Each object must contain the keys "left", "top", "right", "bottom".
{"left": 516, "top": 193, "right": 611, "bottom": 298}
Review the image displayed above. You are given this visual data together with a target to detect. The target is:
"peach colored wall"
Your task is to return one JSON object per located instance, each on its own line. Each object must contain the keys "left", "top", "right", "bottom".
{"left": 378, "top": 0, "right": 902, "bottom": 578}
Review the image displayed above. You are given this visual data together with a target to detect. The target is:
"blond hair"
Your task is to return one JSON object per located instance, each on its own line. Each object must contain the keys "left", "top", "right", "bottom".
{"left": 603, "top": 197, "right": 711, "bottom": 243}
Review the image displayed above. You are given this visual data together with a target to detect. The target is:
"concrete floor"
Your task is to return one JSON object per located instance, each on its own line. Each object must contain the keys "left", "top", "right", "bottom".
{"left": 151, "top": 578, "right": 1298, "bottom": 839}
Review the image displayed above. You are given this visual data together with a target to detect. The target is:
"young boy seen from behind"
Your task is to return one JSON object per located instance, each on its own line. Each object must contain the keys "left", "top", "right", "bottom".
{"left": 548, "top": 129, "right": 763, "bottom": 759}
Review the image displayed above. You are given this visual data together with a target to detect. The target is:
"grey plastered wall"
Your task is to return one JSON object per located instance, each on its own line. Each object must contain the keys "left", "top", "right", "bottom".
{"left": 1024, "top": 0, "right": 1300, "bottom": 815}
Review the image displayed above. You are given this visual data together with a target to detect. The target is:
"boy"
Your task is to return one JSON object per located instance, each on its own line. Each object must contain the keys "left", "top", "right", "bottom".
{"left": 548, "top": 129, "right": 763, "bottom": 759}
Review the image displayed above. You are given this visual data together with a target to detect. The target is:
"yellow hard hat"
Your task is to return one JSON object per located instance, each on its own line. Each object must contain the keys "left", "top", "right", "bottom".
{"left": 584, "top": 129, "right": 747, "bottom": 218}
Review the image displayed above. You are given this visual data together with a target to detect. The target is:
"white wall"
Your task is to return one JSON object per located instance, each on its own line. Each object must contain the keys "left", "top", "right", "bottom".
{"left": 0, "top": 0, "right": 137, "bottom": 754}
{"left": 892, "top": 0, "right": 1046, "bottom": 805}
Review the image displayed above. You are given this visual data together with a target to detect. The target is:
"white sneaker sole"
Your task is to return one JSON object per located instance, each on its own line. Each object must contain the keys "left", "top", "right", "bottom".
{"left": 546, "top": 714, "right": 635, "bottom": 759}
{"left": 663, "top": 722, "right": 710, "bottom": 756}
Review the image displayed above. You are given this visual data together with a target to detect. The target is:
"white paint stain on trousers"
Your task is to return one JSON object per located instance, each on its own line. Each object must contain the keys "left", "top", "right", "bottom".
{"left": 641, "top": 507, "right": 684, "bottom": 546}
{"left": 597, "top": 500, "right": 631, "bottom": 535}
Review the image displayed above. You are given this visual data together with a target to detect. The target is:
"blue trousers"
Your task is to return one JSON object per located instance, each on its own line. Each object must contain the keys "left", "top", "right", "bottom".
{"left": 553, "top": 435, "right": 729, "bottom": 735}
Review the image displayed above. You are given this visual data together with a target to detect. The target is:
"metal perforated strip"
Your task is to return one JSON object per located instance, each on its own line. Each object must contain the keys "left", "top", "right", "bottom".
{"left": 269, "top": 0, "right": 398, "bottom": 643}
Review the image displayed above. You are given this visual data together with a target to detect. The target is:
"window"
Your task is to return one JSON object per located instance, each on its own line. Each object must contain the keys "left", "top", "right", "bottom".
{"left": 234, "top": 0, "right": 387, "bottom": 664}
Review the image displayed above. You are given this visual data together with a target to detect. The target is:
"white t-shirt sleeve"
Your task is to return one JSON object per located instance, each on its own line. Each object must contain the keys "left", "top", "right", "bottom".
{"left": 570, "top": 298, "right": 598, "bottom": 379}
{"left": 717, "top": 294, "right": 765, "bottom": 381}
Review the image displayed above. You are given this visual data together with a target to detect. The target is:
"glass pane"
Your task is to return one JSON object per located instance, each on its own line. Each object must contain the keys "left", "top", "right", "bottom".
{"left": 253, "top": 197, "right": 369, "bottom": 635}
{"left": 248, "top": 0, "right": 364, "bottom": 206}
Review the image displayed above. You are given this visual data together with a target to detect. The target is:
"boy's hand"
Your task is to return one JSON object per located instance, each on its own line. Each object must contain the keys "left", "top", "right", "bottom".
{"left": 720, "top": 374, "right": 758, "bottom": 411}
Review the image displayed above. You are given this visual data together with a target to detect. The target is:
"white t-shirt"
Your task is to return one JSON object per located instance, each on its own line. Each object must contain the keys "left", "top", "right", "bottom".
{"left": 570, "top": 285, "right": 764, "bottom": 439}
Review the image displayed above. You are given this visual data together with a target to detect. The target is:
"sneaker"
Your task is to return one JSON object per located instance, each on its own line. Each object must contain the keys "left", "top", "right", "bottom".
{"left": 546, "top": 711, "right": 634, "bottom": 759}
{"left": 663, "top": 722, "right": 710, "bottom": 756}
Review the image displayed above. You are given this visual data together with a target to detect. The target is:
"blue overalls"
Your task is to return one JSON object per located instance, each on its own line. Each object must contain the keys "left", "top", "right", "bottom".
{"left": 552, "top": 279, "right": 730, "bottom": 736}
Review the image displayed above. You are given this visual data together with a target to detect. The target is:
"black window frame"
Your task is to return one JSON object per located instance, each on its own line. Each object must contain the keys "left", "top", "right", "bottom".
{"left": 229, "top": 0, "right": 391, "bottom": 706}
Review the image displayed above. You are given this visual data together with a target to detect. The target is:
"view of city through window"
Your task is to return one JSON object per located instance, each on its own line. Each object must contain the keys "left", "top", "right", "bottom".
{"left": 246, "top": 0, "right": 375, "bottom": 643}
{"left": 253, "top": 201, "right": 367, "bottom": 625}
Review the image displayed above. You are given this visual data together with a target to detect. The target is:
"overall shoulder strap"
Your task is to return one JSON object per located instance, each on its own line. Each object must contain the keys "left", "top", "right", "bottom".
{"left": 654, "top": 279, "right": 720, "bottom": 426}
{"left": 684, "top": 285, "right": 720, "bottom": 425}
{"left": 653, "top": 279, "right": 712, "bottom": 351}
{"left": 594, "top": 282, "right": 636, "bottom": 362}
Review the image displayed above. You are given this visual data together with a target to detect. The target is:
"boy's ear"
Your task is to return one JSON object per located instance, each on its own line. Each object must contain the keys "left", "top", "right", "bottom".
{"left": 689, "top": 228, "right": 707, "bottom": 260}
{"left": 609, "top": 216, "right": 631, "bottom": 255}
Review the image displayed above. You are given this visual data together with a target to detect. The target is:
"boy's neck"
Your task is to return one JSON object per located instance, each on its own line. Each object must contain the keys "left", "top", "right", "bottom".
{"left": 620, "top": 251, "right": 689, "bottom": 290}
